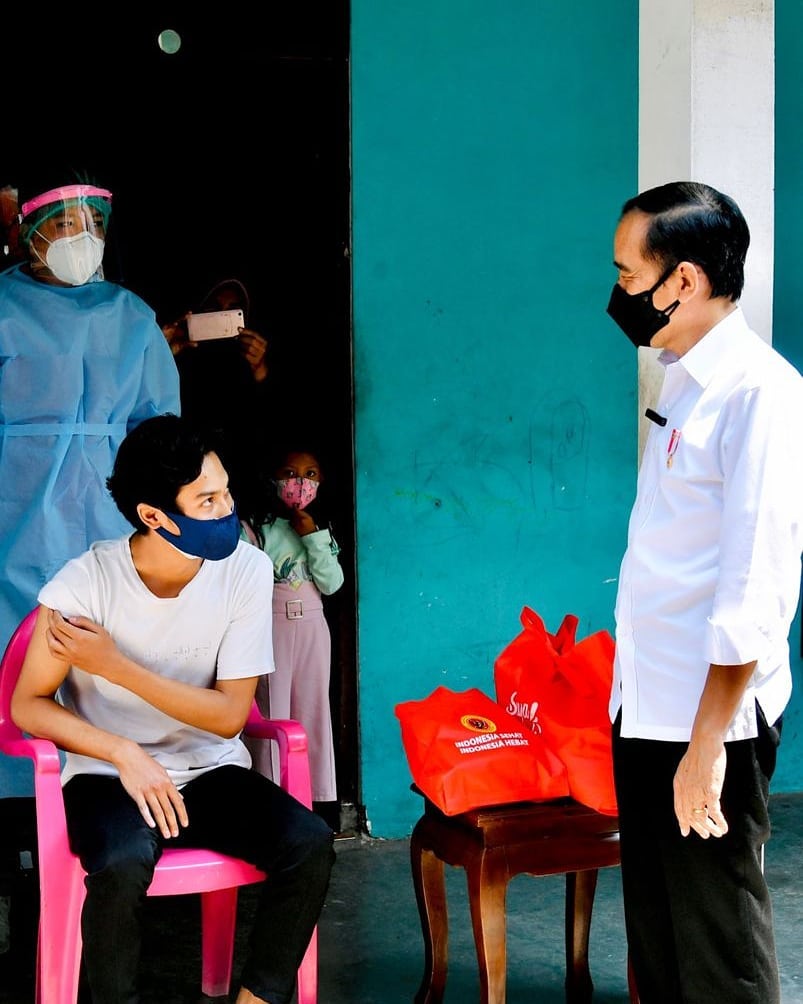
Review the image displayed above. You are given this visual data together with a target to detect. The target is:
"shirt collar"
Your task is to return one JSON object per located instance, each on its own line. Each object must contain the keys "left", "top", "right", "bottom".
{"left": 658, "top": 307, "right": 749, "bottom": 388}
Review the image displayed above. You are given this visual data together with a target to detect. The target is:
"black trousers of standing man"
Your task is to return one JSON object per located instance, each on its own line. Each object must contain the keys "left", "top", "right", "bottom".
{"left": 612, "top": 706, "right": 782, "bottom": 1004}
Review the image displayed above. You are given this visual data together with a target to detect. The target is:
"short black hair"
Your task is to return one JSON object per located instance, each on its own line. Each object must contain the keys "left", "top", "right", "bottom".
{"left": 620, "top": 181, "right": 749, "bottom": 301}
{"left": 107, "top": 414, "right": 224, "bottom": 531}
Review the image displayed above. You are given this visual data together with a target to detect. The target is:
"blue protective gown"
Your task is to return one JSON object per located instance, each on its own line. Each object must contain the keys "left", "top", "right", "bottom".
{"left": 0, "top": 264, "right": 181, "bottom": 794}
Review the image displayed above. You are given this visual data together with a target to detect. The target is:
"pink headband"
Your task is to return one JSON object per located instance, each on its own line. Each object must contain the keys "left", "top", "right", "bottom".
{"left": 20, "top": 184, "right": 113, "bottom": 220}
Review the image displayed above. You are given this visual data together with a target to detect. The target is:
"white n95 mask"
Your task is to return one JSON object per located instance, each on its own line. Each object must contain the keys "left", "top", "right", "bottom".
{"left": 41, "top": 231, "right": 105, "bottom": 285}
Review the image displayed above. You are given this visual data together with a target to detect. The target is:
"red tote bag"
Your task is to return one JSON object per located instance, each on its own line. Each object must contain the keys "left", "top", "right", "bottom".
{"left": 395, "top": 685, "right": 569, "bottom": 816}
{"left": 493, "top": 607, "right": 618, "bottom": 816}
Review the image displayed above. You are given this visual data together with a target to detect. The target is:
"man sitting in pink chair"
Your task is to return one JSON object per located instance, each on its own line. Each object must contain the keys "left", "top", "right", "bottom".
{"left": 11, "top": 413, "right": 335, "bottom": 1004}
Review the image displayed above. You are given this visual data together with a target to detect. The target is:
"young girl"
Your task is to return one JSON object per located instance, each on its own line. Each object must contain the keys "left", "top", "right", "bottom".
{"left": 240, "top": 444, "right": 344, "bottom": 824}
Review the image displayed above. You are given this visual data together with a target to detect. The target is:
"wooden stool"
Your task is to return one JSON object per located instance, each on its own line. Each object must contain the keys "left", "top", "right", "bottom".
{"left": 410, "top": 792, "right": 639, "bottom": 1004}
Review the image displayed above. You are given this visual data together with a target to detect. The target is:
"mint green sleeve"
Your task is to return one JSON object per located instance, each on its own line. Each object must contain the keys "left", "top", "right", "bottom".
{"left": 301, "top": 528, "right": 344, "bottom": 595}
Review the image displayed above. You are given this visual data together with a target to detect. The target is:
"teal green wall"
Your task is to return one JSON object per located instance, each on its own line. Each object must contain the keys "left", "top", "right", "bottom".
{"left": 771, "top": 0, "right": 803, "bottom": 792}
{"left": 351, "top": 2, "right": 639, "bottom": 837}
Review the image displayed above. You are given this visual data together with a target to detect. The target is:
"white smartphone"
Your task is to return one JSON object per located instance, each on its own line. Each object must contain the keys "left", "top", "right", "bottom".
{"left": 186, "top": 309, "right": 245, "bottom": 342}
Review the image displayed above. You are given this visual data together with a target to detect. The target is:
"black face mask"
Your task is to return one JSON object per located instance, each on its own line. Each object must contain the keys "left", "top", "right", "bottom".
{"left": 606, "top": 263, "right": 680, "bottom": 348}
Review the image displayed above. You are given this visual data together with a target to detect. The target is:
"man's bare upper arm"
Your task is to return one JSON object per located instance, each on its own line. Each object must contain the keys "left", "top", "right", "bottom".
{"left": 14, "top": 606, "right": 71, "bottom": 702}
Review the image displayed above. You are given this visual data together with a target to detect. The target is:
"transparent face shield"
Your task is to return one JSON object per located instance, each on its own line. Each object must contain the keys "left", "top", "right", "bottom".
{"left": 20, "top": 184, "right": 112, "bottom": 285}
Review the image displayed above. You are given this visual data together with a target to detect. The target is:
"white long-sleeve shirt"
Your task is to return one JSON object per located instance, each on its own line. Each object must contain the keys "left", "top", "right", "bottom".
{"left": 610, "top": 308, "right": 803, "bottom": 742}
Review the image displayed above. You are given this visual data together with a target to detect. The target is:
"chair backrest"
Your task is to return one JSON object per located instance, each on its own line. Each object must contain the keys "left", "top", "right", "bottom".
{"left": 0, "top": 608, "right": 39, "bottom": 739}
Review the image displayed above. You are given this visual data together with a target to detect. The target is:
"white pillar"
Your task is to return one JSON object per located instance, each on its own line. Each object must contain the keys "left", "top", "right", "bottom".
{"left": 636, "top": 0, "right": 774, "bottom": 458}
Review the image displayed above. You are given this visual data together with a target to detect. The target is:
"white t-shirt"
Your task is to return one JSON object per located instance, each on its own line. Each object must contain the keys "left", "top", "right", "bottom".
{"left": 611, "top": 308, "right": 803, "bottom": 741}
{"left": 38, "top": 536, "right": 275, "bottom": 787}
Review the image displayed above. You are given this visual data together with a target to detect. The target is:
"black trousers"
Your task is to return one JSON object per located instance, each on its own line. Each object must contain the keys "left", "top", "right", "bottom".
{"left": 612, "top": 707, "right": 782, "bottom": 1004}
{"left": 63, "top": 765, "right": 335, "bottom": 1004}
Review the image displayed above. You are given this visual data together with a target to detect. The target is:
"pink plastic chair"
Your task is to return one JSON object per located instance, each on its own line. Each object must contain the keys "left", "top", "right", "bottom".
{"left": 0, "top": 608, "right": 318, "bottom": 1004}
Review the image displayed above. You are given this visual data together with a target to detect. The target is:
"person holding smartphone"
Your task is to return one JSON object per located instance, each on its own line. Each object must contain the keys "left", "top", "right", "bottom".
{"left": 161, "top": 277, "right": 279, "bottom": 511}
{"left": 162, "top": 277, "right": 269, "bottom": 383}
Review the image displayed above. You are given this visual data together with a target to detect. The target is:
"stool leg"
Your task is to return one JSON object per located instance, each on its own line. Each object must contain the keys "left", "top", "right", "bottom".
{"left": 564, "top": 869, "right": 597, "bottom": 1004}
{"left": 410, "top": 821, "right": 449, "bottom": 1004}
{"left": 465, "top": 851, "right": 509, "bottom": 1004}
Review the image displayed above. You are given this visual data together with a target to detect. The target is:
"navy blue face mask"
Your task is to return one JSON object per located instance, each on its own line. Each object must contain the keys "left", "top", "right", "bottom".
{"left": 155, "top": 507, "right": 240, "bottom": 560}
{"left": 606, "top": 262, "right": 680, "bottom": 348}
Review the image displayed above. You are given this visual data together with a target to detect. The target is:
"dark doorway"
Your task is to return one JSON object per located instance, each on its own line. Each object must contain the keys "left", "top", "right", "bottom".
{"left": 2, "top": 5, "right": 359, "bottom": 825}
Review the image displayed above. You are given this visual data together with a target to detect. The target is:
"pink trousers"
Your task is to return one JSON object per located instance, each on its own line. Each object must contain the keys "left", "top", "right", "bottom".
{"left": 246, "top": 580, "right": 337, "bottom": 802}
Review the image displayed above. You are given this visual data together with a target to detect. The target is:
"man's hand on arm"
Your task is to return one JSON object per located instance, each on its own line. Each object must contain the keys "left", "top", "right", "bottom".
{"left": 46, "top": 609, "right": 124, "bottom": 677}
{"left": 673, "top": 661, "right": 756, "bottom": 839}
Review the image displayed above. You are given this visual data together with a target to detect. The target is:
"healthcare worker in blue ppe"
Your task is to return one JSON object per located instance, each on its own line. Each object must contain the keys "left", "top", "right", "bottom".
{"left": 0, "top": 170, "right": 181, "bottom": 795}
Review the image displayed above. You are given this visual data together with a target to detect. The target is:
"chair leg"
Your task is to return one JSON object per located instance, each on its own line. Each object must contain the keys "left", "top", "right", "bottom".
{"left": 627, "top": 952, "right": 641, "bottom": 1003}
{"left": 564, "top": 869, "right": 597, "bottom": 1004}
{"left": 37, "top": 862, "right": 85, "bottom": 1004}
{"left": 410, "top": 822, "right": 449, "bottom": 1004}
{"left": 296, "top": 925, "right": 319, "bottom": 1004}
{"left": 200, "top": 888, "right": 239, "bottom": 997}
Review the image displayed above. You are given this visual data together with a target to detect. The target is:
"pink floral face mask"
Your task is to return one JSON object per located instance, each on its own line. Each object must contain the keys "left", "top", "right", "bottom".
{"left": 276, "top": 476, "right": 319, "bottom": 510}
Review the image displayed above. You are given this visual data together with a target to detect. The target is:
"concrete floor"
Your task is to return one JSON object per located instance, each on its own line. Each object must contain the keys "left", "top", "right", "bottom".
{"left": 1, "top": 792, "right": 803, "bottom": 1003}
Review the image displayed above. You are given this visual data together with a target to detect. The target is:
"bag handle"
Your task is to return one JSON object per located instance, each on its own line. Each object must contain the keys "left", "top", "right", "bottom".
{"left": 552, "top": 613, "right": 579, "bottom": 653}
{"left": 519, "top": 607, "right": 579, "bottom": 654}
{"left": 517, "top": 607, "right": 600, "bottom": 695}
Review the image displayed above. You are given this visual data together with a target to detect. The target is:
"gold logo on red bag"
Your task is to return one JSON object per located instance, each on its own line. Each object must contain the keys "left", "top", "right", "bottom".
{"left": 460, "top": 714, "right": 498, "bottom": 734}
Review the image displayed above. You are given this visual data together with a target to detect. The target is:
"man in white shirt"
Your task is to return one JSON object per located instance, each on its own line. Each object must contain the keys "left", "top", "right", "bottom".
{"left": 10, "top": 413, "right": 335, "bottom": 1004}
{"left": 605, "top": 181, "right": 803, "bottom": 1004}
